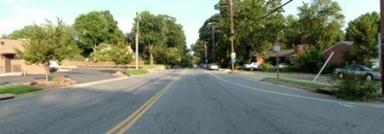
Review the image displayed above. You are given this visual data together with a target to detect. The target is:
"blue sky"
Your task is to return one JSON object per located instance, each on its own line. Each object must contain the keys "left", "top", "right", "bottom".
{"left": 0, "top": 0, "right": 379, "bottom": 48}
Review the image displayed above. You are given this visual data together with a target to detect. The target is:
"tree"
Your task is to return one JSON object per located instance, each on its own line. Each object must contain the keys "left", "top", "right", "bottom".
{"left": 8, "top": 25, "right": 37, "bottom": 39}
{"left": 295, "top": 0, "right": 344, "bottom": 50}
{"left": 89, "top": 42, "right": 133, "bottom": 65}
{"left": 109, "top": 42, "right": 134, "bottom": 65}
{"left": 73, "top": 11, "right": 124, "bottom": 56}
{"left": 131, "top": 11, "right": 167, "bottom": 65}
{"left": 283, "top": 15, "right": 302, "bottom": 48}
{"left": 344, "top": 12, "right": 380, "bottom": 65}
{"left": 161, "top": 15, "right": 187, "bottom": 50}
{"left": 198, "top": 0, "right": 286, "bottom": 66}
{"left": 191, "top": 40, "right": 208, "bottom": 64}
{"left": 152, "top": 45, "right": 182, "bottom": 66}
{"left": 89, "top": 43, "right": 113, "bottom": 62}
{"left": 17, "top": 19, "right": 80, "bottom": 80}
{"left": 295, "top": 46, "right": 324, "bottom": 73}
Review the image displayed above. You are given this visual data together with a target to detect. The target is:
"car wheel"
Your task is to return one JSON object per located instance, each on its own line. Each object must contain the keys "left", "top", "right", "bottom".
{"left": 366, "top": 75, "right": 373, "bottom": 81}
{"left": 250, "top": 67, "right": 254, "bottom": 71}
{"left": 338, "top": 73, "right": 344, "bottom": 79}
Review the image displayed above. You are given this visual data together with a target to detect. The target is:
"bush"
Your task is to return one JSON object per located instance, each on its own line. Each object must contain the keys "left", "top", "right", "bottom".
{"left": 260, "top": 63, "right": 273, "bottom": 72}
{"left": 89, "top": 42, "right": 134, "bottom": 65}
{"left": 295, "top": 46, "right": 324, "bottom": 73}
{"left": 332, "top": 75, "right": 379, "bottom": 101}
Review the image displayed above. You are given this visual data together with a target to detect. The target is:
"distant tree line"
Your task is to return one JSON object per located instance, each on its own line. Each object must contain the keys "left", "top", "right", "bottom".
{"left": 193, "top": 0, "right": 380, "bottom": 71}
{"left": 6, "top": 10, "right": 192, "bottom": 67}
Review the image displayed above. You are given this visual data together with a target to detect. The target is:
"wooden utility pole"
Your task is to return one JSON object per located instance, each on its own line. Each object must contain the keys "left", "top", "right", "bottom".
{"left": 135, "top": 12, "right": 140, "bottom": 70}
{"left": 380, "top": 0, "right": 384, "bottom": 95}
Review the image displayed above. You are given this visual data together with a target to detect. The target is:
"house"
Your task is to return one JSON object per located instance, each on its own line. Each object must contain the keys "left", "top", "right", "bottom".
{"left": 0, "top": 39, "right": 46, "bottom": 75}
{"left": 266, "top": 44, "right": 308, "bottom": 64}
{"left": 323, "top": 41, "right": 353, "bottom": 65}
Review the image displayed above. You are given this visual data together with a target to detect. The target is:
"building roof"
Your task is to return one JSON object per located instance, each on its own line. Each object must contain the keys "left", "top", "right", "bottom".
{"left": 323, "top": 41, "right": 353, "bottom": 53}
{"left": 269, "top": 49, "right": 295, "bottom": 58}
{"left": 0, "top": 39, "right": 27, "bottom": 54}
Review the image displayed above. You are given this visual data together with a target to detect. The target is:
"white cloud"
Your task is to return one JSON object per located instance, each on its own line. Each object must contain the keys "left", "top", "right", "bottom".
{"left": 0, "top": 6, "right": 58, "bottom": 34}
{"left": 115, "top": 16, "right": 133, "bottom": 34}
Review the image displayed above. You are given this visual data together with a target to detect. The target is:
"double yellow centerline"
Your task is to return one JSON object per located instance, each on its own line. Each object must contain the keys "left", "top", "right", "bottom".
{"left": 106, "top": 70, "right": 185, "bottom": 134}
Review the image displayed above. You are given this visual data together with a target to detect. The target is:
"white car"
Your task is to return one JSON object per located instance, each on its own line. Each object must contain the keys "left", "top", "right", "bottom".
{"left": 207, "top": 64, "right": 219, "bottom": 70}
{"left": 243, "top": 62, "right": 260, "bottom": 71}
{"left": 49, "top": 60, "right": 59, "bottom": 72}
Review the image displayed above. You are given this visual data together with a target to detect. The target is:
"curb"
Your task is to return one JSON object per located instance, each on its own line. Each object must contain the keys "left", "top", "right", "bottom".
{"left": 0, "top": 94, "right": 15, "bottom": 100}
{"left": 72, "top": 77, "right": 129, "bottom": 88}
{"left": 0, "top": 77, "right": 130, "bottom": 102}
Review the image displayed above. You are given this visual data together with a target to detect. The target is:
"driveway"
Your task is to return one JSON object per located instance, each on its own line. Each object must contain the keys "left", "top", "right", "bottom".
{"left": 0, "top": 69, "right": 117, "bottom": 86}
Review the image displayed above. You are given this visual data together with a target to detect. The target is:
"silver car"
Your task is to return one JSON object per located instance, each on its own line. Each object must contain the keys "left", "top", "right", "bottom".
{"left": 207, "top": 64, "right": 219, "bottom": 70}
{"left": 335, "top": 65, "right": 381, "bottom": 81}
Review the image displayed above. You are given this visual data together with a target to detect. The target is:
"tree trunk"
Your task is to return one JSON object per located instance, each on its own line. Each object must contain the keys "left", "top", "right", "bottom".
{"left": 149, "top": 44, "right": 153, "bottom": 65}
{"left": 45, "top": 64, "right": 49, "bottom": 81}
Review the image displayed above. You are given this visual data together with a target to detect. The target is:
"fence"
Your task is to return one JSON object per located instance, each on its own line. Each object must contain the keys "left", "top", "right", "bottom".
{"left": 61, "top": 60, "right": 144, "bottom": 69}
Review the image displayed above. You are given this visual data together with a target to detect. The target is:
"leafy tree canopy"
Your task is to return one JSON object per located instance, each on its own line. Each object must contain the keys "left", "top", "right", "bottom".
{"left": 344, "top": 12, "right": 380, "bottom": 65}
{"left": 73, "top": 10, "right": 125, "bottom": 56}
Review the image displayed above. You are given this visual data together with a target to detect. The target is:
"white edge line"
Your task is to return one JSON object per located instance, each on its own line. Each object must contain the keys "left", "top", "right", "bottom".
{"left": 208, "top": 73, "right": 384, "bottom": 108}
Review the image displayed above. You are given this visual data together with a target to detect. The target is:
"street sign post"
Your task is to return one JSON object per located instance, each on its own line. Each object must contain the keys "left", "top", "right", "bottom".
{"left": 274, "top": 42, "right": 281, "bottom": 79}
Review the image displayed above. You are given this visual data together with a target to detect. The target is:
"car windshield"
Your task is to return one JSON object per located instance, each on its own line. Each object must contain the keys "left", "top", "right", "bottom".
{"left": 1, "top": 1, "right": 383, "bottom": 134}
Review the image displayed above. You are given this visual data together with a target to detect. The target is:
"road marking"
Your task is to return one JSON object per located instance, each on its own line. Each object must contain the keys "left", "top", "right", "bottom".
{"left": 339, "top": 102, "right": 354, "bottom": 108}
{"left": 209, "top": 73, "right": 361, "bottom": 107}
{"left": 106, "top": 70, "right": 185, "bottom": 134}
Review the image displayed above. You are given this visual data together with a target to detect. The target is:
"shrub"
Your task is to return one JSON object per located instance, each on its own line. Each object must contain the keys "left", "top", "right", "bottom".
{"left": 332, "top": 75, "right": 379, "bottom": 101}
{"left": 295, "top": 46, "right": 324, "bottom": 73}
{"left": 89, "top": 42, "right": 134, "bottom": 65}
{"left": 260, "top": 63, "right": 273, "bottom": 72}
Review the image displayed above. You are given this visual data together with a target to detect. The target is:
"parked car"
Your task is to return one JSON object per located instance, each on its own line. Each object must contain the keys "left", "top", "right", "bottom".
{"left": 335, "top": 65, "right": 381, "bottom": 81}
{"left": 207, "top": 64, "right": 219, "bottom": 70}
{"left": 49, "top": 60, "right": 59, "bottom": 72}
{"left": 243, "top": 62, "right": 260, "bottom": 71}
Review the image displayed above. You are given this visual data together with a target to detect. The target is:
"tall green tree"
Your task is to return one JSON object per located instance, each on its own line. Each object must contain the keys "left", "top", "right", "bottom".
{"left": 344, "top": 12, "right": 380, "bottom": 65}
{"left": 17, "top": 19, "right": 80, "bottom": 80}
{"left": 7, "top": 25, "right": 37, "bottom": 39}
{"left": 131, "top": 11, "right": 167, "bottom": 65}
{"left": 191, "top": 40, "right": 207, "bottom": 64}
{"left": 295, "top": 0, "right": 344, "bottom": 49}
{"left": 73, "top": 11, "right": 124, "bottom": 56}
{"left": 198, "top": 0, "right": 286, "bottom": 66}
{"left": 283, "top": 15, "right": 302, "bottom": 48}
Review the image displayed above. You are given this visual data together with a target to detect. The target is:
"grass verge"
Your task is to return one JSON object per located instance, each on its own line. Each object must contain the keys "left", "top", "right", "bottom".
{"left": 126, "top": 68, "right": 149, "bottom": 76}
{"left": 0, "top": 85, "right": 41, "bottom": 95}
{"left": 262, "top": 77, "right": 331, "bottom": 92}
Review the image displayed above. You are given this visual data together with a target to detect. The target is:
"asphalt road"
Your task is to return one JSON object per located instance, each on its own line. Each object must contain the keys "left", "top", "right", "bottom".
{"left": 1, "top": 69, "right": 384, "bottom": 134}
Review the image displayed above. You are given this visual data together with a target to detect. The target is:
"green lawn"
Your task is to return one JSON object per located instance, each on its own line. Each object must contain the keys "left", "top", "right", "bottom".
{"left": 0, "top": 85, "right": 41, "bottom": 95}
{"left": 262, "top": 77, "right": 331, "bottom": 92}
{"left": 126, "top": 68, "right": 149, "bottom": 76}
